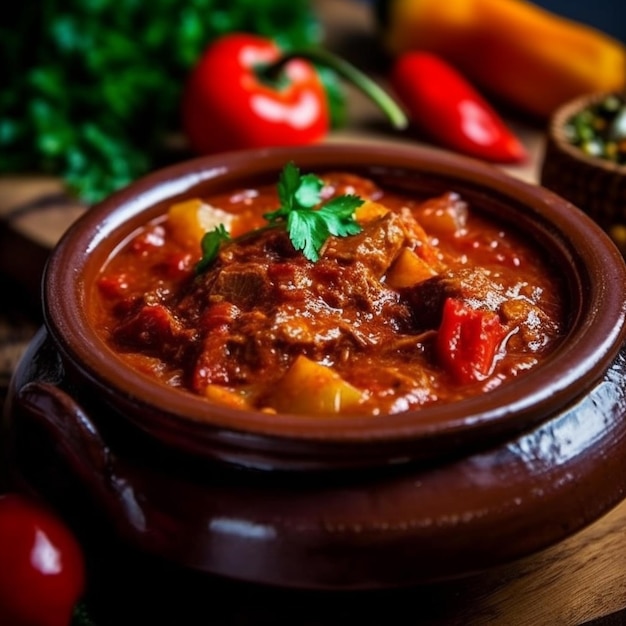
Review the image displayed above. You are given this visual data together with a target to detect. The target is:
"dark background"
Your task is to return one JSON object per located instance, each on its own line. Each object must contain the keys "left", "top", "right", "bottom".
{"left": 362, "top": 0, "right": 626, "bottom": 43}
{"left": 535, "top": 0, "right": 625, "bottom": 42}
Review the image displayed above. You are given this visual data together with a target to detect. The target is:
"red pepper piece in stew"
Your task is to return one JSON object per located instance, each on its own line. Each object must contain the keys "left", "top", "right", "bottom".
{"left": 436, "top": 297, "right": 508, "bottom": 384}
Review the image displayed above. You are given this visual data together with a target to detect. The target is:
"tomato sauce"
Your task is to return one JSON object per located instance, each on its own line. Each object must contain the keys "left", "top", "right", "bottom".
{"left": 92, "top": 172, "right": 565, "bottom": 416}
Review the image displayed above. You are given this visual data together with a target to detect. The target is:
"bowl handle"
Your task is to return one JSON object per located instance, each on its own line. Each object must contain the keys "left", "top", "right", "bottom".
{"left": 14, "top": 381, "right": 147, "bottom": 540}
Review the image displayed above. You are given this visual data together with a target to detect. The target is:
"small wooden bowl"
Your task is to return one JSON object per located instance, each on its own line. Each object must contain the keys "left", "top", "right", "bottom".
{"left": 540, "top": 91, "right": 626, "bottom": 252}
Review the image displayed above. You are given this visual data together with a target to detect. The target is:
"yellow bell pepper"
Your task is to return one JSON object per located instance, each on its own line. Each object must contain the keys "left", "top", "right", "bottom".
{"left": 377, "top": 0, "right": 626, "bottom": 118}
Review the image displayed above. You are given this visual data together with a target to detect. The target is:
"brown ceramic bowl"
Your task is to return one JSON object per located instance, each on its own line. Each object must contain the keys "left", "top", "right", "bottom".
{"left": 39, "top": 144, "right": 626, "bottom": 469}
{"left": 6, "top": 143, "right": 626, "bottom": 589}
{"left": 540, "top": 91, "right": 626, "bottom": 252}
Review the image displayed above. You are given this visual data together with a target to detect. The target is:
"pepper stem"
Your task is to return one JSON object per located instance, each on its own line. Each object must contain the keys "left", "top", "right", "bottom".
{"left": 264, "top": 47, "right": 408, "bottom": 131}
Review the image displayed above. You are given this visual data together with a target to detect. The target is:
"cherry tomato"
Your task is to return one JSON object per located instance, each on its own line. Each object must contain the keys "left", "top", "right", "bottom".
{"left": 0, "top": 493, "right": 85, "bottom": 626}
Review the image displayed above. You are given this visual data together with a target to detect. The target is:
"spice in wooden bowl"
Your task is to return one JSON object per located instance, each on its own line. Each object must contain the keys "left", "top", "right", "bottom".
{"left": 540, "top": 92, "right": 626, "bottom": 253}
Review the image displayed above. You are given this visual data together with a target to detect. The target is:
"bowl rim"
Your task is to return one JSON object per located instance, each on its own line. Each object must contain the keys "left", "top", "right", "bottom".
{"left": 41, "top": 142, "right": 626, "bottom": 464}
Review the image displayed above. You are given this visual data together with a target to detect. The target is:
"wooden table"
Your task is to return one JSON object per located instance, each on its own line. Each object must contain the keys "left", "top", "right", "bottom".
{"left": 1, "top": 1, "right": 625, "bottom": 623}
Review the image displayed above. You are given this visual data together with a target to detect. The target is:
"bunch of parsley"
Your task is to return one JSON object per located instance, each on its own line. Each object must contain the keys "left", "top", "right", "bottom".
{"left": 0, "top": 0, "right": 320, "bottom": 204}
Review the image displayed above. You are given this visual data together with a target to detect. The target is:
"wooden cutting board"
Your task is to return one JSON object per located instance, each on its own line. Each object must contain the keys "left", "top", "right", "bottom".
{"left": 0, "top": 175, "right": 85, "bottom": 298}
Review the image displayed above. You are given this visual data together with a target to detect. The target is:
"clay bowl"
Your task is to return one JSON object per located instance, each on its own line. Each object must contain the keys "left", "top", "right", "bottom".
{"left": 541, "top": 91, "right": 626, "bottom": 253}
{"left": 37, "top": 144, "right": 626, "bottom": 470}
{"left": 6, "top": 143, "right": 626, "bottom": 589}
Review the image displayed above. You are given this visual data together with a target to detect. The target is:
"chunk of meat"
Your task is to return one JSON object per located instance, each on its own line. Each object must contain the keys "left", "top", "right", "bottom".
{"left": 500, "top": 298, "right": 561, "bottom": 352}
{"left": 111, "top": 303, "right": 196, "bottom": 360}
{"left": 320, "top": 172, "right": 384, "bottom": 201}
{"left": 414, "top": 191, "right": 468, "bottom": 237}
{"left": 209, "top": 263, "right": 271, "bottom": 309}
{"left": 322, "top": 212, "right": 407, "bottom": 277}
{"left": 399, "top": 268, "right": 506, "bottom": 330}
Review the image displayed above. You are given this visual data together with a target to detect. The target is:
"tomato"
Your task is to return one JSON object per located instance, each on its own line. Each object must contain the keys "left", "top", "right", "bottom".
{"left": 0, "top": 493, "right": 85, "bottom": 626}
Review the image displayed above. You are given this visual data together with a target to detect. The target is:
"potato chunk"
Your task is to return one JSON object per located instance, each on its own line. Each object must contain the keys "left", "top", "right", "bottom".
{"left": 386, "top": 247, "right": 438, "bottom": 288}
{"left": 204, "top": 384, "right": 251, "bottom": 410}
{"left": 267, "top": 356, "right": 364, "bottom": 415}
{"left": 354, "top": 200, "right": 389, "bottom": 223}
{"left": 415, "top": 192, "right": 468, "bottom": 236}
{"left": 167, "top": 198, "right": 235, "bottom": 249}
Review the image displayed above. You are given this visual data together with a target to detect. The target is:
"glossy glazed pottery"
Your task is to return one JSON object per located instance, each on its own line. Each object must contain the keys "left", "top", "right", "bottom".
{"left": 5, "top": 143, "right": 626, "bottom": 589}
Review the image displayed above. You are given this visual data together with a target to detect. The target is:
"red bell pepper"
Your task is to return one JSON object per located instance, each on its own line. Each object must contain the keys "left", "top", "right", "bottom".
{"left": 436, "top": 298, "right": 507, "bottom": 384}
{"left": 390, "top": 52, "right": 527, "bottom": 163}
{"left": 182, "top": 33, "right": 407, "bottom": 155}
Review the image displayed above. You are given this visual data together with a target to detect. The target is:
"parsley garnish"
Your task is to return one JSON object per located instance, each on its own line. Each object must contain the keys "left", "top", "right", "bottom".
{"left": 265, "top": 162, "right": 364, "bottom": 261}
{"left": 196, "top": 224, "right": 231, "bottom": 274}
{"left": 195, "top": 162, "right": 364, "bottom": 272}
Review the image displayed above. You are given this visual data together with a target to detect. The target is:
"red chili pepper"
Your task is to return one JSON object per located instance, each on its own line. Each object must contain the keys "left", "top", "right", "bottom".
{"left": 436, "top": 298, "right": 507, "bottom": 384}
{"left": 0, "top": 492, "right": 85, "bottom": 626}
{"left": 182, "top": 33, "right": 408, "bottom": 155}
{"left": 390, "top": 52, "right": 527, "bottom": 163}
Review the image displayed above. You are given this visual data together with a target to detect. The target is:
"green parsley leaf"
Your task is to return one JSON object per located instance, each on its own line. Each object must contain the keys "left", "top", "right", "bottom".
{"left": 276, "top": 161, "right": 303, "bottom": 211}
{"left": 266, "top": 161, "right": 364, "bottom": 261}
{"left": 318, "top": 196, "right": 366, "bottom": 237}
{"left": 287, "top": 209, "right": 329, "bottom": 262}
{"left": 266, "top": 162, "right": 324, "bottom": 221}
{"left": 195, "top": 162, "right": 364, "bottom": 272}
{"left": 285, "top": 193, "right": 364, "bottom": 261}
{"left": 195, "top": 224, "right": 231, "bottom": 274}
{"left": 294, "top": 173, "right": 325, "bottom": 209}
